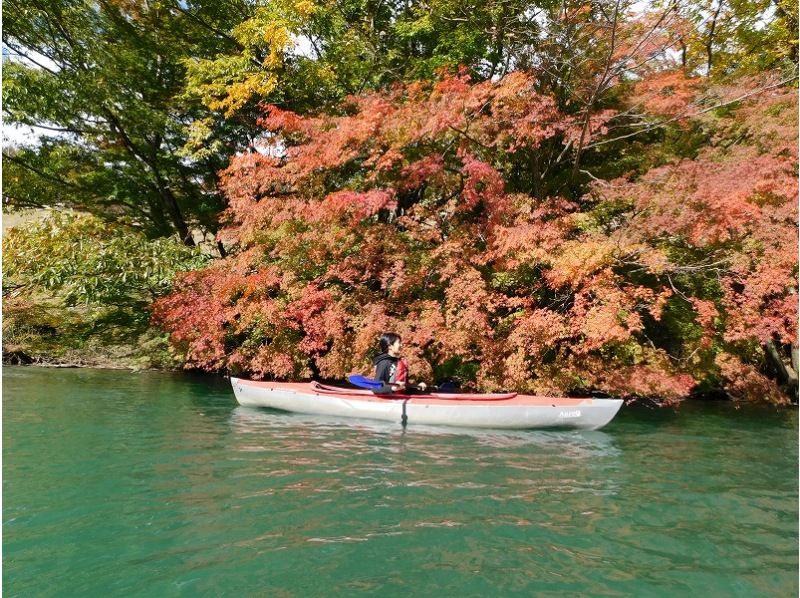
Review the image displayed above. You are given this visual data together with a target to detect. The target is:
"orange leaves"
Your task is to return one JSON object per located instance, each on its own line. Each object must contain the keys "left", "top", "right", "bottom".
{"left": 317, "top": 189, "right": 397, "bottom": 224}
{"left": 480, "top": 71, "right": 568, "bottom": 150}
{"left": 722, "top": 271, "right": 798, "bottom": 345}
{"left": 532, "top": 270, "right": 680, "bottom": 369}
{"left": 632, "top": 69, "right": 699, "bottom": 119}
{"left": 568, "top": 272, "right": 642, "bottom": 353}
{"left": 585, "top": 360, "right": 696, "bottom": 404}
{"left": 606, "top": 83, "right": 798, "bottom": 250}
{"left": 715, "top": 353, "right": 791, "bottom": 405}
{"left": 507, "top": 309, "right": 568, "bottom": 358}
{"left": 152, "top": 69, "right": 796, "bottom": 403}
{"left": 442, "top": 267, "right": 497, "bottom": 359}
{"left": 578, "top": 79, "right": 798, "bottom": 401}
{"left": 647, "top": 287, "right": 673, "bottom": 321}
{"left": 545, "top": 238, "right": 617, "bottom": 290}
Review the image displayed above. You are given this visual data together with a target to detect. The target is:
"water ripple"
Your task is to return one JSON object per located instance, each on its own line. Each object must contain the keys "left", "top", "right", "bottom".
{"left": 3, "top": 367, "right": 797, "bottom": 597}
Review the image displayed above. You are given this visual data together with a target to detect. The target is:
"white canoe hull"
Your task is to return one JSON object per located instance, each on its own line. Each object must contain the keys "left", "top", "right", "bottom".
{"left": 230, "top": 379, "right": 623, "bottom": 431}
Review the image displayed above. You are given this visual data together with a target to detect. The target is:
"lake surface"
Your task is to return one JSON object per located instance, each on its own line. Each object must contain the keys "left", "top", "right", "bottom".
{"left": 3, "top": 366, "right": 797, "bottom": 596}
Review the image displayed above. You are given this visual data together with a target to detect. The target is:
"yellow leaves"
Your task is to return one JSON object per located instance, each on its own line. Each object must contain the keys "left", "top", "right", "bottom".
{"left": 213, "top": 72, "right": 280, "bottom": 116}
{"left": 292, "top": 0, "right": 317, "bottom": 19}
{"left": 184, "top": 1, "right": 317, "bottom": 117}
{"left": 179, "top": 117, "right": 223, "bottom": 160}
{"left": 185, "top": 53, "right": 281, "bottom": 117}
{"left": 233, "top": 12, "right": 293, "bottom": 68}
{"left": 545, "top": 237, "right": 616, "bottom": 289}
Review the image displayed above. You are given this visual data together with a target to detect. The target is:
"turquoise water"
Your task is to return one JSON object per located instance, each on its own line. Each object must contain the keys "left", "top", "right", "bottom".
{"left": 3, "top": 367, "right": 797, "bottom": 596}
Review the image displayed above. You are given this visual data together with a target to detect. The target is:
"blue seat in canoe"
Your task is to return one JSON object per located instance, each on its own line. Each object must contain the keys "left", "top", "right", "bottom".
{"left": 347, "top": 374, "right": 383, "bottom": 390}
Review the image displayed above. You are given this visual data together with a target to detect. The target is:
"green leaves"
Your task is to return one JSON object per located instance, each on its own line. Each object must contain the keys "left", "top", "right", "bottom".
{"left": 2, "top": 213, "right": 210, "bottom": 308}
{"left": 3, "top": 0, "right": 246, "bottom": 238}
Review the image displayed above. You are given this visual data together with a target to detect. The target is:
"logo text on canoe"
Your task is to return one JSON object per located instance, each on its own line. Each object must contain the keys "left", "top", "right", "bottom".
{"left": 559, "top": 410, "right": 581, "bottom": 418}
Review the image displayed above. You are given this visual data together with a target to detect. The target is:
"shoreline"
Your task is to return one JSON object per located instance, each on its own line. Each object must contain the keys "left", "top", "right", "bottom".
{"left": 4, "top": 358, "right": 796, "bottom": 407}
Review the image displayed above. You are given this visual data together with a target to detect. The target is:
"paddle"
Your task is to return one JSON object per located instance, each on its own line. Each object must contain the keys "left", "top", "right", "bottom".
{"left": 347, "top": 374, "right": 434, "bottom": 393}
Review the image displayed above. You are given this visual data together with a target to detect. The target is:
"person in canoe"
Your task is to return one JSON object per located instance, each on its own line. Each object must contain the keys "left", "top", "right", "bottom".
{"left": 373, "top": 332, "right": 427, "bottom": 393}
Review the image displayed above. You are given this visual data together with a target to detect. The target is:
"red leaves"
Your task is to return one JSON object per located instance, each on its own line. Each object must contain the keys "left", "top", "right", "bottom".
{"left": 152, "top": 70, "right": 796, "bottom": 403}
{"left": 632, "top": 69, "right": 699, "bottom": 119}
{"left": 282, "top": 284, "right": 353, "bottom": 378}
{"left": 219, "top": 70, "right": 570, "bottom": 239}
{"left": 259, "top": 105, "right": 305, "bottom": 135}
{"left": 585, "top": 80, "right": 798, "bottom": 400}
{"left": 151, "top": 267, "right": 238, "bottom": 371}
{"left": 715, "top": 353, "right": 790, "bottom": 405}
{"left": 399, "top": 154, "right": 445, "bottom": 191}
{"left": 458, "top": 150, "right": 509, "bottom": 224}
{"left": 318, "top": 189, "right": 397, "bottom": 223}
{"left": 690, "top": 298, "right": 719, "bottom": 349}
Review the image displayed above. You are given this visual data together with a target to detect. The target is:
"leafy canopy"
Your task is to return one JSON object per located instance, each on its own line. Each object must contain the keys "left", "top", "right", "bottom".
{"left": 2, "top": 0, "right": 254, "bottom": 240}
{"left": 154, "top": 69, "right": 797, "bottom": 403}
{"left": 3, "top": 213, "right": 210, "bottom": 308}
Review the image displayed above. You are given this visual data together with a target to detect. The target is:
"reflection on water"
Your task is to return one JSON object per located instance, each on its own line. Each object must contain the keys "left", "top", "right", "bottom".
{"left": 4, "top": 367, "right": 797, "bottom": 597}
{"left": 229, "top": 406, "right": 620, "bottom": 456}
{"left": 226, "top": 406, "right": 626, "bottom": 513}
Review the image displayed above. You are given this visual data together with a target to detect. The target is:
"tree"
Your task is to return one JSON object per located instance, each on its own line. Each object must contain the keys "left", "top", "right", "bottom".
{"left": 3, "top": 212, "right": 210, "bottom": 307}
{"left": 655, "top": 0, "right": 799, "bottom": 77}
{"left": 2, "top": 0, "right": 255, "bottom": 242}
{"left": 3, "top": 212, "right": 210, "bottom": 367}
{"left": 183, "top": 0, "right": 563, "bottom": 120}
{"left": 589, "top": 75, "right": 798, "bottom": 401}
{"left": 153, "top": 67, "right": 797, "bottom": 403}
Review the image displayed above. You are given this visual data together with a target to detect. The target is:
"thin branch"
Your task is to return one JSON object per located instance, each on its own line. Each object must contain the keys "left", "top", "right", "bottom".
{"left": 3, "top": 153, "right": 85, "bottom": 190}
{"left": 447, "top": 125, "right": 491, "bottom": 149}
{"left": 2, "top": 42, "right": 63, "bottom": 75}
{"left": 584, "top": 76, "right": 799, "bottom": 150}
{"left": 170, "top": 4, "right": 246, "bottom": 51}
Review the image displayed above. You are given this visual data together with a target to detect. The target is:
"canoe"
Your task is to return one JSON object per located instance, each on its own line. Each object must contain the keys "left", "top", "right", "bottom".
{"left": 230, "top": 378, "right": 623, "bottom": 431}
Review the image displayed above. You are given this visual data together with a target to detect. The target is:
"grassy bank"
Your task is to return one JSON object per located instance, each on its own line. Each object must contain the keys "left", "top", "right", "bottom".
{"left": 2, "top": 297, "right": 180, "bottom": 370}
{"left": 2, "top": 211, "right": 208, "bottom": 371}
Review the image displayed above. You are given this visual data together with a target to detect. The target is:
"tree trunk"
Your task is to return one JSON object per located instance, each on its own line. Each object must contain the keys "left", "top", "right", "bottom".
{"left": 160, "top": 183, "right": 193, "bottom": 246}
{"left": 488, "top": 1, "right": 509, "bottom": 80}
{"left": 532, "top": 151, "right": 542, "bottom": 199}
{"left": 765, "top": 340, "right": 798, "bottom": 400}
{"left": 706, "top": 0, "right": 724, "bottom": 76}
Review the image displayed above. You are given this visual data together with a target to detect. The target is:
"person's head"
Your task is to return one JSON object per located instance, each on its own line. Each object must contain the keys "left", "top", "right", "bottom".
{"left": 379, "top": 332, "right": 402, "bottom": 357}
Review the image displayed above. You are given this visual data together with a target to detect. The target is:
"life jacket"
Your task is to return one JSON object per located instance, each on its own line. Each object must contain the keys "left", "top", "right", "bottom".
{"left": 395, "top": 358, "right": 408, "bottom": 383}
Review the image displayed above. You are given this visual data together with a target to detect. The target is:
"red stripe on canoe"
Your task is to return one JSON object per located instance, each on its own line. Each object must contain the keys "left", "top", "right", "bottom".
{"left": 310, "top": 381, "right": 518, "bottom": 401}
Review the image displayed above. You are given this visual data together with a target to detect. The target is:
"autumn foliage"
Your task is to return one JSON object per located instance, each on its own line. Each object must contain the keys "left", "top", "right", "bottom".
{"left": 152, "top": 70, "right": 798, "bottom": 404}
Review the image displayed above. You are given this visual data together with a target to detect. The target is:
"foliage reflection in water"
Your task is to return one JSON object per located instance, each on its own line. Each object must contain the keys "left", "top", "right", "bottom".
{"left": 4, "top": 367, "right": 797, "bottom": 596}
